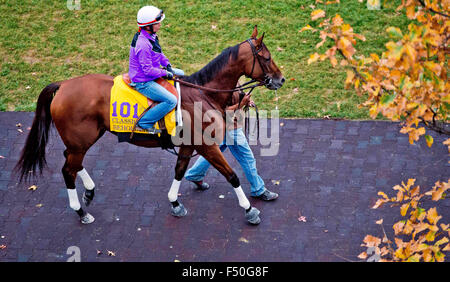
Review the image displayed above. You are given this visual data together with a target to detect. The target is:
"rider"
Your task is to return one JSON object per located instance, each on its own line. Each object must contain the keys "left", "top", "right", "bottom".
{"left": 129, "top": 6, "right": 184, "bottom": 134}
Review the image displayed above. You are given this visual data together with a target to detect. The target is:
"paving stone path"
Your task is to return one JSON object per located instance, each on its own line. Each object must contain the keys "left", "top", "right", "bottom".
{"left": 0, "top": 112, "right": 448, "bottom": 262}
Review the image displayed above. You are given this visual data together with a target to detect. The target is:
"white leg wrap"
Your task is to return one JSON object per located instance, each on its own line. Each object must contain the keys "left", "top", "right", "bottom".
{"left": 168, "top": 179, "right": 181, "bottom": 202}
{"left": 234, "top": 186, "right": 250, "bottom": 210}
{"left": 77, "top": 168, "right": 95, "bottom": 190}
{"left": 67, "top": 189, "right": 81, "bottom": 211}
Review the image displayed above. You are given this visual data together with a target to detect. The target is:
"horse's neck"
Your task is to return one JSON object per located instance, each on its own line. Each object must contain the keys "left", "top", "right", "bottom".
{"left": 202, "top": 68, "right": 243, "bottom": 109}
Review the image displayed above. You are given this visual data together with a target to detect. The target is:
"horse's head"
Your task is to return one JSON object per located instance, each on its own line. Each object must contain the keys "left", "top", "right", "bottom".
{"left": 241, "top": 26, "right": 285, "bottom": 90}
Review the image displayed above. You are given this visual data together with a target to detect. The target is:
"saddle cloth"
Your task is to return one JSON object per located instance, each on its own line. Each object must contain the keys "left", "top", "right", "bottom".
{"left": 110, "top": 74, "right": 178, "bottom": 136}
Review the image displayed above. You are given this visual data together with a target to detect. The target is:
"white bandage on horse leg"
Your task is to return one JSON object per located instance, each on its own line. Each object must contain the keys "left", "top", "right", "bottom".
{"left": 234, "top": 186, "right": 250, "bottom": 210}
{"left": 67, "top": 189, "right": 81, "bottom": 211}
{"left": 77, "top": 168, "right": 95, "bottom": 190}
{"left": 168, "top": 179, "right": 181, "bottom": 202}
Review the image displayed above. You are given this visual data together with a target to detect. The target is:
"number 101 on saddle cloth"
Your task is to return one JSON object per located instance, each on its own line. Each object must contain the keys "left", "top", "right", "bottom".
{"left": 109, "top": 73, "right": 178, "bottom": 136}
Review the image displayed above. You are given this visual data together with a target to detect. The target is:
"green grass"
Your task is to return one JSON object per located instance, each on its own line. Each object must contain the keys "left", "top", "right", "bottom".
{"left": 0, "top": 0, "right": 409, "bottom": 118}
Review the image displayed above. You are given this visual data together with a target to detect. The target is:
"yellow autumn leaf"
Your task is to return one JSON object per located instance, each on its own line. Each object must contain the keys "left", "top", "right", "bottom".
{"left": 400, "top": 203, "right": 410, "bottom": 217}
{"left": 307, "top": 53, "right": 320, "bottom": 64}
{"left": 337, "top": 37, "right": 355, "bottom": 58}
{"left": 427, "top": 208, "right": 441, "bottom": 225}
{"left": 332, "top": 14, "right": 343, "bottom": 26}
{"left": 311, "top": 9, "right": 326, "bottom": 21}
{"left": 425, "top": 135, "right": 434, "bottom": 148}
{"left": 28, "top": 185, "right": 37, "bottom": 191}
{"left": 358, "top": 252, "right": 368, "bottom": 260}
{"left": 300, "top": 24, "right": 314, "bottom": 32}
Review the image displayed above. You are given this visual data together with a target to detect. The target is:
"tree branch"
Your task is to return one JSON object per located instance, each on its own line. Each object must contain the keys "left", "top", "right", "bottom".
{"left": 416, "top": 0, "right": 450, "bottom": 18}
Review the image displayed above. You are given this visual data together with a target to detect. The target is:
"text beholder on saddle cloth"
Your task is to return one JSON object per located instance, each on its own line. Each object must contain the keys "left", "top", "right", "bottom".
{"left": 110, "top": 75, "right": 178, "bottom": 136}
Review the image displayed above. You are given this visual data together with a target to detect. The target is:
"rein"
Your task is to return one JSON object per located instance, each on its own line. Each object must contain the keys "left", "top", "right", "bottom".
{"left": 171, "top": 77, "right": 263, "bottom": 93}
{"left": 162, "top": 37, "right": 271, "bottom": 159}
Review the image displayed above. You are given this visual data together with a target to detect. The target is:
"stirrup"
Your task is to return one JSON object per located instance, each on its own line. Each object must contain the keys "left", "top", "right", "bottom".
{"left": 136, "top": 125, "right": 161, "bottom": 135}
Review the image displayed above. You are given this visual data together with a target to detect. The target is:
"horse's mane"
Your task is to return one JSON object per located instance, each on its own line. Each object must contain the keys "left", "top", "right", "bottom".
{"left": 180, "top": 44, "right": 240, "bottom": 86}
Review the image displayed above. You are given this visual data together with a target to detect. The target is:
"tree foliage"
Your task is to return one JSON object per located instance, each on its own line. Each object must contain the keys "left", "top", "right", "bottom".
{"left": 302, "top": 0, "right": 449, "bottom": 262}
{"left": 360, "top": 179, "right": 450, "bottom": 262}
{"left": 302, "top": 0, "right": 449, "bottom": 149}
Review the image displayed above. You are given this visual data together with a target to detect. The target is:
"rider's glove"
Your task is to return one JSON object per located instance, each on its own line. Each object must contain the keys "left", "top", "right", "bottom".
{"left": 164, "top": 70, "right": 174, "bottom": 80}
{"left": 165, "top": 64, "right": 174, "bottom": 74}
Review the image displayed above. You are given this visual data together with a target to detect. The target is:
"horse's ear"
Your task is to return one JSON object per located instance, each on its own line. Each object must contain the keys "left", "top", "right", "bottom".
{"left": 256, "top": 32, "right": 265, "bottom": 47}
{"left": 251, "top": 25, "right": 258, "bottom": 39}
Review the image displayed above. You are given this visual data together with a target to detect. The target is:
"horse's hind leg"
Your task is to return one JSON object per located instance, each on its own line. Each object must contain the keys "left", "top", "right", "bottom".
{"left": 62, "top": 149, "right": 95, "bottom": 224}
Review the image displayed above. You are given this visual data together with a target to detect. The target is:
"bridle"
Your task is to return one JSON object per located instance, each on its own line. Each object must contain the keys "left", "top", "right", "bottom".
{"left": 171, "top": 37, "right": 273, "bottom": 93}
{"left": 245, "top": 37, "right": 273, "bottom": 87}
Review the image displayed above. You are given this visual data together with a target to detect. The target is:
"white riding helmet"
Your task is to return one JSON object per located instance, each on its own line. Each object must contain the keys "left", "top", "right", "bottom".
{"left": 137, "top": 6, "right": 165, "bottom": 27}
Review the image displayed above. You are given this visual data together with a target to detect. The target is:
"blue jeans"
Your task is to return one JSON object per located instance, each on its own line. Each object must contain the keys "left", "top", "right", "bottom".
{"left": 131, "top": 68, "right": 184, "bottom": 129}
{"left": 184, "top": 128, "right": 265, "bottom": 197}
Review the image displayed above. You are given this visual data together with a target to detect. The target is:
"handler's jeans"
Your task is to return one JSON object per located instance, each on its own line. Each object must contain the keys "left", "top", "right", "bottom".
{"left": 131, "top": 68, "right": 184, "bottom": 129}
{"left": 184, "top": 128, "right": 265, "bottom": 197}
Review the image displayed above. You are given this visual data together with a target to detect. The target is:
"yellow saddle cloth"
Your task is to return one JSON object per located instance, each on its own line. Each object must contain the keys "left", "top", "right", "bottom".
{"left": 110, "top": 75, "right": 177, "bottom": 136}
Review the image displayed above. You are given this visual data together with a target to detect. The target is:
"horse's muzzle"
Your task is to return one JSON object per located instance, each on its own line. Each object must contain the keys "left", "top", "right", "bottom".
{"left": 265, "top": 76, "right": 285, "bottom": 90}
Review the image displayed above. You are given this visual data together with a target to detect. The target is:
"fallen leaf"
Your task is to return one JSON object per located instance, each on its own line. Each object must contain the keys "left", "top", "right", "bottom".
{"left": 298, "top": 211, "right": 307, "bottom": 222}
{"left": 277, "top": 47, "right": 284, "bottom": 52}
{"left": 35, "top": 204, "right": 43, "bottom": 208}
{"left": 96, "top": 250, "right": 102, "bottom": 255}
{"left": 28, "top": 185, "right": 37, "bottom": 191}
{"left": 290, "top": 77, "right": 296, "bottom": 81}
{"left": 311, "top": 9, "right": 326, "bottom": 21}
{"left": 15, "top": 123, "right": 22, "bottom": 127}
{"left": 25, "top": 86, "right": 31, "bottom": 90}
{"left": 280, "top": 122, "right": 284, "bottom": 127}
{"left": 375, "top": 219, "right": 383, "bottom": 225}
{"left": 0, "top": 156, "right": 5, "bottom": 159}
{"left": 219, "top": 195, "right": 225, "bottom": 199}
{"left": 174, "top": 259, "right": 181, "bottom": 262}
{"left": 107, "top": 250, "right": 116, "bottom": 256}
{"left": 211, "top": 25, "right": 217, "bottom": 30}
{"left": 358, "top": 252, "right": 368, "bottom": 259}
{"left": 17, "top": 129, "right": 23, "bottom": 133}
{"left": 293, "top": 88, "right": 299, "bottom": 93}
{"left": 238, "top": 237, "right": 249, "bottom": 243}
{"left": 271, "top": 180, "right": 280, "bottom": 185}
{"left": 0, "top": 245, "right": 6, "bottom": 250}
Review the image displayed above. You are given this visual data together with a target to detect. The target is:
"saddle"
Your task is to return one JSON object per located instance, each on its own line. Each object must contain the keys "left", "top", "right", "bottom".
{"left": 109, "top": 74, "right": 178, "bottom": 146}
{"left": 121, "top": 73, "right": 178, "bottom": 137}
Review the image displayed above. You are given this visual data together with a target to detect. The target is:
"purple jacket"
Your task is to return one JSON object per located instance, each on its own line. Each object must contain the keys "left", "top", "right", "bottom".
{"left": 129, "top": 29, "right": 170, "bottom": 83}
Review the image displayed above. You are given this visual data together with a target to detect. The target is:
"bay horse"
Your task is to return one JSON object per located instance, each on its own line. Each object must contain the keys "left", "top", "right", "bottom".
{"left": 15, "top": 26, "right": 284, "bottom": 225}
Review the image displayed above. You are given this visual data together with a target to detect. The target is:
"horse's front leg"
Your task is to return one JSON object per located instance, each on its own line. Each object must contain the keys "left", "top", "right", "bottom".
{"left": 196, "top": 145, "right": 260, "bottom": 225}
{"left": 168, "top": 146, "right": 194, "bottom": 217}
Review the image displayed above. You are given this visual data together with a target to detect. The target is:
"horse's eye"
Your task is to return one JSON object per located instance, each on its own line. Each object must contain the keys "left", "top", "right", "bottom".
{"left": 265, "top": 57, "right": 271, "bottom": 62}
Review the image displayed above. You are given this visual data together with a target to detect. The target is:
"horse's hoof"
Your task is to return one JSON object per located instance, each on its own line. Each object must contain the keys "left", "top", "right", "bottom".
{"left": 81, "top": 213, "right": 95, "bottom": 224}
{"left": 171, "top": 203, "right": 188, "bottom": 217}
{"left": 245, "top": 207, "right": 261, "bottom": 225}
{"left": 82, "top": 190, "right": 94, "bottom": 207}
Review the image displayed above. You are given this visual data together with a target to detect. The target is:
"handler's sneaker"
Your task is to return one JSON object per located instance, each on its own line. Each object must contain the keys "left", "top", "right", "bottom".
{"left": 190, "top": 180, "right": 210, "bottom": 191}
{"left": 252, "top": 189, "right": 279, "bottom": 201}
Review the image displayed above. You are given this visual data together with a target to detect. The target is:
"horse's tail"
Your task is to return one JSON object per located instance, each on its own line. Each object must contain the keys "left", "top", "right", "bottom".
{"left": 15, "top": 82, "right": 61, "bottom": 182}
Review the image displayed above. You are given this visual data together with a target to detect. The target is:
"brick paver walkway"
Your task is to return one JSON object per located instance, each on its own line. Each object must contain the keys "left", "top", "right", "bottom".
{"left": 0, "top": 112, "right": 448, "bottom": 261}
